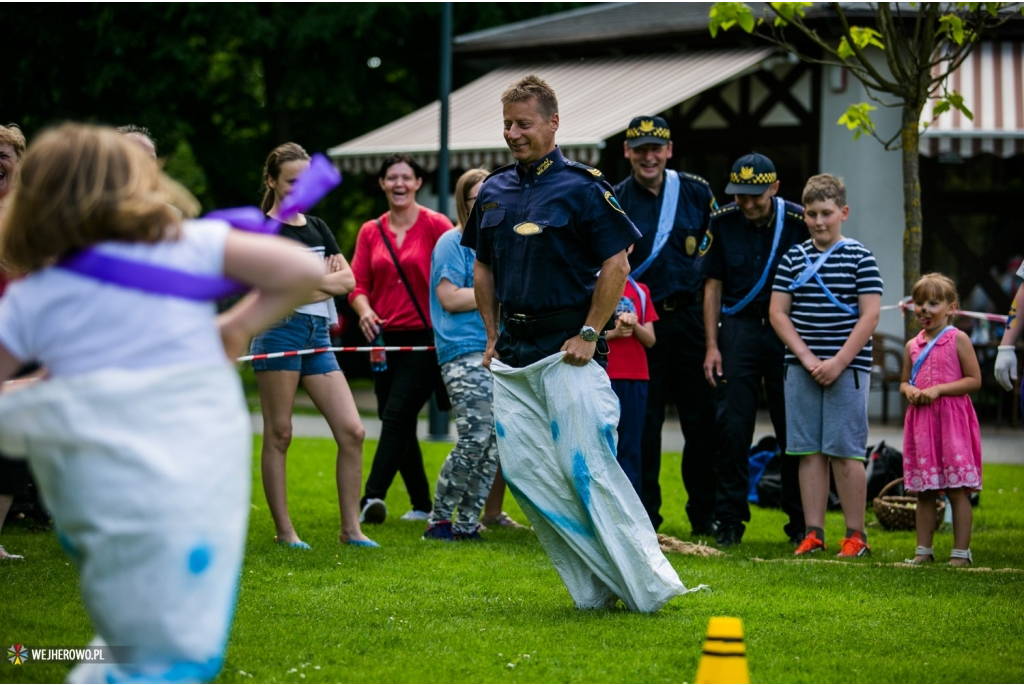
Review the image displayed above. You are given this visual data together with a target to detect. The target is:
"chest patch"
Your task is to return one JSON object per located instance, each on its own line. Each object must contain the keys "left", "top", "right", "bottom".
{"left": 481, "top": 202, "right": 500, "bottom": 212}
{"left": 514, "top": 222, "right": 543, "bottom": 236}
{"left": 685, "top": 235, "right": 697, "bottom": 256}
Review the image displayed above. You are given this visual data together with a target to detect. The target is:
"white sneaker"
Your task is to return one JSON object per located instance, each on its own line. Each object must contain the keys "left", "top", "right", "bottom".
{"left": 0, "top": 544, "right": 24, "bottom": 560}
{"left": 400, "top": 509, "right": 431, "bottom": 521}
{"left": 359, "top": 498, "right": 387, "bottom": 524}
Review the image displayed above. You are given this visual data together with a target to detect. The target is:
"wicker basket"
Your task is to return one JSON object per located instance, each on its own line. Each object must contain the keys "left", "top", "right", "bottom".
{"left": 872, "top": 478, "right": 946, "bottom": 531}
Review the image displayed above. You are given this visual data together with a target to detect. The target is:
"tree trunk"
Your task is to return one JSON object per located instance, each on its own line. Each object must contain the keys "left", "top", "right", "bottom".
{"left": 900, "top": 103, "right": 924, "bottom": 342}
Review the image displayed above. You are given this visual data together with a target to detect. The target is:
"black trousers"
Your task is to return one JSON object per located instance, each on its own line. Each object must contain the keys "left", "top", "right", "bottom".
{"left": 362, "top": 329, "right": 438, "bottom": 513}
{"left": 639, "top": 302, "right": 717, "bottom": 531}
{"left": 713, "top": 315, "right": 803, "bottom": 537}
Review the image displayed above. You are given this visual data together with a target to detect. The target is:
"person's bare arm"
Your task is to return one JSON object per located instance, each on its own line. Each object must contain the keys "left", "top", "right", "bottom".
{"left": 633, "top": 320, "right": 656, "bottom": 348}
{"left": 474, "top": 260, "right": 500, "bottom": 369}
{"left": 307, "top": 253, "right": 355, "bottom": 302}
{"left": 918, "top": 331, "right": 982, "bottom": 404}
{"left": 810, "top": 293, "right": 881, "bottom": 387}
{"left": 561, "top": 250, "right": 629, "bottom": 366}
{"left": 703, "top": 278, "right": 723, "bottom": 386}
{"left": 436, "top": 278, "right": 478, "bottom": 314}
{"left": 899, "top": 339, "right": 922, "bottom": 405}
{"left": 217, "top": 231, "right": 323, "bottom": 359}
{"left": 769, "top": 290, "right": 820, "bottom": 371}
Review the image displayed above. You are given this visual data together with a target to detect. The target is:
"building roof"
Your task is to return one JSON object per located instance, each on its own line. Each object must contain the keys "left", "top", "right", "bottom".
{"left": 328, "top": 48, "right": 775, "bottom": 174}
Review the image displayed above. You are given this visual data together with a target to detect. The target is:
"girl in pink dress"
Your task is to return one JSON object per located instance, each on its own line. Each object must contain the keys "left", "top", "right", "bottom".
{"left": 900, "top": 273, "right": 982, "bottom": 566}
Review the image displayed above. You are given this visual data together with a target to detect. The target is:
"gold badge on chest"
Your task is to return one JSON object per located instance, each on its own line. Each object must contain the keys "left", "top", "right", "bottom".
{"left": 514, "top": 222, "right": 543, "bottom": 236}
{"left": 686, "top": 235, "right": 697, "bottom": 256}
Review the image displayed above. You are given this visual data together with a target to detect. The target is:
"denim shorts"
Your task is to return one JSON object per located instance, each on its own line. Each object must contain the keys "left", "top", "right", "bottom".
{"left": 250, "top": 312, "right": 341, "bottom": 376}
{"left": 784, "top": 363, "right": 869, "bottom": 460}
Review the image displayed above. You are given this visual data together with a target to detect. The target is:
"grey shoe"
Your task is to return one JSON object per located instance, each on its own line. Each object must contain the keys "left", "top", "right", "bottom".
{"left": 359, "top": 498, "right": 387, "bottom": 524}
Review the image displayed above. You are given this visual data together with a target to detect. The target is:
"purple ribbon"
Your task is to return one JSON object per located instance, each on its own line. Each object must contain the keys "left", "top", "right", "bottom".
{"left": 57, "top": 153, "right": 342, "bottom": 301}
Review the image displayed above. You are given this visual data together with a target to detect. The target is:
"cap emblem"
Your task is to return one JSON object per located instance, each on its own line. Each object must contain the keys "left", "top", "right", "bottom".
{"left": 639, "top": 119, "right": 655, "bottom": 132}
{"left": 740, "top": 166, "right": 755, "bottom": 180}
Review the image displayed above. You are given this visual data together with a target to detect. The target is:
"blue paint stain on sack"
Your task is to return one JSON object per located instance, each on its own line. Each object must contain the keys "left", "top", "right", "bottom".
{"left": 189, "top": 544, "right": 213, "bottom": 574}
{"left": 550, "top": 420, "right": 560, "bottom": 442}
{"left": 572, "top": 452, "right": 592, "bottom": 514}
{"left": 495, "top": 421, "right": 506, "bottom": 438}
{"left": 603, "top": 425, "right": 616, "bottom": 456}
{"left": 505, "top": 474, "right": 594, "bottom": 538}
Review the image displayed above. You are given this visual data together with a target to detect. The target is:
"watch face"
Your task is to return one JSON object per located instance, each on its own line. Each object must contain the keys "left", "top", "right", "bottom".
{"left": 580, "top": 326, "right": 599, "bottom": 342}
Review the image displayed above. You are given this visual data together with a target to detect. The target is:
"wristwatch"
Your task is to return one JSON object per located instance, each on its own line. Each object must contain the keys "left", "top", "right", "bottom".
{"left": 579, "top": 325, "right": 599, "bottom": 343}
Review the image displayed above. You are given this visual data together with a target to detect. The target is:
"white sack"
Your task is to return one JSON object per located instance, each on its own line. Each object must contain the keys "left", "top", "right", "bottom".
{"left": 0, "top": 364, "right": 251, "bottom": 683}
{"left": 491, "top": 353, "right": 695, "bottom": 613}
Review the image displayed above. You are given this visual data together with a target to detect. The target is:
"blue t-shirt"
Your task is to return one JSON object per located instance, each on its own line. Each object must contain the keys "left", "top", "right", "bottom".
{"left": 771, "top": 239, "right": 884, "bottom": 372}
{"left": 430, "top": 228, "right": 488, "bottom": 365}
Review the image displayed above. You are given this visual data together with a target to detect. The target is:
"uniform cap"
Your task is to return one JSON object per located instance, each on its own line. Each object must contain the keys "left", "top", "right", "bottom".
{"left": 725, "top": 152, "right": 777, "bottom": 195}
{"left": 625, "top": 115, "right": 671, "bottom": 148}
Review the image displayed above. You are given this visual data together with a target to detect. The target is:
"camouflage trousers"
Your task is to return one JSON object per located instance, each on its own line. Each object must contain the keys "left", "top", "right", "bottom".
{"left": 430, "top": 352, "right": 500, "bottom": 534}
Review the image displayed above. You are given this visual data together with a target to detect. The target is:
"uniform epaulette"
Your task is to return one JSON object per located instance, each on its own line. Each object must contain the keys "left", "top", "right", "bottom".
{"left": 785, "top": 210, "right": 804, "bottom": 222}
{"left": 563, "top": 158, "right": 605, "bottom": 180}
{"left": 680, "top": 171, "right": 711, "bottom": 188}
{"left": 711, "top": 204, "right": 739, "bottom": 219}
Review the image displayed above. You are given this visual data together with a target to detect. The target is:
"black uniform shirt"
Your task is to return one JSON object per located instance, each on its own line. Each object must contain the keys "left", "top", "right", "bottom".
{"left": 613, "top": 171, "right": 717, "bottom": 302}
{"left": 695, "top": 198, "right": 806, "bottom": 311}
{"left": 462, "top": 147, "right": 640, "bottom": 315}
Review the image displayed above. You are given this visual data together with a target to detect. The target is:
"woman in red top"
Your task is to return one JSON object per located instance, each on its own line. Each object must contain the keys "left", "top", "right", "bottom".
{"left": 349, "top": 154, "right": 452, "bottom": 523}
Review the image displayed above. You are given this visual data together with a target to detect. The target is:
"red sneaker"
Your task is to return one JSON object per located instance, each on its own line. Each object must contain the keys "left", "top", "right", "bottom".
{"left": 836, "top": 531, "right": 871, "bottom": 558}
{"left": 794, "top": 530, "right": 826, "bottom": 556}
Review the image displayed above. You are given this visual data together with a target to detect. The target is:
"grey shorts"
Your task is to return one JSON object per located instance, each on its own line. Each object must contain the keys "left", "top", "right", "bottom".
{"left": 784, "top": 364, "right": 869, "bottom": 460}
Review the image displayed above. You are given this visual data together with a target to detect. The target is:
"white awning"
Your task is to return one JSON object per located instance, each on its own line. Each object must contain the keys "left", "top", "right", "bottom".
{"left": 328, "top": 48, "right": 775, "bottom": 174}
{"left": 920, "top": 41, "right": 1024, "bottom": 158}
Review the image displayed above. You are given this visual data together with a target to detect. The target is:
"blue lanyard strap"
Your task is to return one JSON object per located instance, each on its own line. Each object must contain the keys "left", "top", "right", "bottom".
{"left": 909, "top": 326, "right": 958, "bottom": 387}
{"left": 788, "top": 239, "right": 859, "bottom": 316}
{"left": 631, "top": 170, "right": 679, "bottom": 279}
{"left": 722, "top": 197, "right": 784, "bottom": 316}
{"left": 626, "top": 275, "right": 647, "bottom": 322}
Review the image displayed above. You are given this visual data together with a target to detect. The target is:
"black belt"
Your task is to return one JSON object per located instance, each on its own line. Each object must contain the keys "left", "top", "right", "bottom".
{"left": 728, "top": 300, "right": 771, "bottom": 320}
{"left": 658, "top": 290, "right": 703, "bottom": 312}
{"left": 501, "top": 307, "right": 589, "bottom": 339}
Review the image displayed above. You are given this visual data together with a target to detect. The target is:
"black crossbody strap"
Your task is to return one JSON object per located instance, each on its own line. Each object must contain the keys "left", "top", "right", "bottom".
{"left": 376, "top": 218, "right": 429, "bottom": 328}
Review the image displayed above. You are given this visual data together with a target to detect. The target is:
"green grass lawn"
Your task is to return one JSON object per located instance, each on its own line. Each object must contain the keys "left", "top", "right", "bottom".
{"left": 3, "top": 439, "right": 1024, "bottom": 683}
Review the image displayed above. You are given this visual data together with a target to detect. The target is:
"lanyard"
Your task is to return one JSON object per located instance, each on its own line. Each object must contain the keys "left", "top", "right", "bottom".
{"left": 722, "top": 197, "right": 784, "bottom": 316}
{"left": 631, "top": 170, "right": 679, "bottom": 279}
{"left": 788, "top": 239, "right": 859, "bottom": 316}
{"left": 909, "top": 326, "right": 957, "bottom": 387}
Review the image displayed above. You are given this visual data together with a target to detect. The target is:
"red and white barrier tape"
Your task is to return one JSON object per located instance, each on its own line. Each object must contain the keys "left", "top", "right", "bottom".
{"left": 881, "top": 297, "right": 1009, "bottom": 324}
{"left": 236, "top": 345, "right": 434, "bottom": 362}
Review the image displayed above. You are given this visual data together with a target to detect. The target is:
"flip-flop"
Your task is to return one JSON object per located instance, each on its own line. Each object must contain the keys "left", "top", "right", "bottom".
{"left": 274, "top": 537, "right": 311, "bottom": 550}
{"left": 345, "top": 539, "right": 381, "bottom": 549}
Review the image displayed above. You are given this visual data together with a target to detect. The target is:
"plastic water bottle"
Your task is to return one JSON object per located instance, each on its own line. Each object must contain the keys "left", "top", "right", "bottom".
{"left": 370, "top": 332, "right": 387, "bottom": 373}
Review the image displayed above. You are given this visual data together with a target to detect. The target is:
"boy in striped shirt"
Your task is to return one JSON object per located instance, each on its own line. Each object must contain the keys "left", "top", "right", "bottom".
{"left": 769, "top": 174, "right": 883, "bottom": 558}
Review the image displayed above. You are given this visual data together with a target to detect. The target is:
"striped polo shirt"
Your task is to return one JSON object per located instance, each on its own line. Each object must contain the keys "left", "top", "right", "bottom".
{"left": 772, "top": 239, "right": 884, "bottom": 372}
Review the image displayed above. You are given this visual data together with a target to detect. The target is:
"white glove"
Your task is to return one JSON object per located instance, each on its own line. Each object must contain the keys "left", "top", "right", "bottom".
{"left": 994, "top": 345, "right": 1017, "bottom": 392}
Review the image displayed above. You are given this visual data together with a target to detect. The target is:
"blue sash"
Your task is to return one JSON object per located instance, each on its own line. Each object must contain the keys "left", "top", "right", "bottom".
{"left": 722, "top": 197, "right": 784, "bottom": 316}
{"left": 631, "top": 170, "right": 679, "bottom": 279}
{"left": 909, "top": 326, "right": 957, "bottom": 387}
{"left": 788, "top": 239, "right": 859, "bottom": 316}
{"left": 627, "top": 275, "right": 647, "bottom": 322}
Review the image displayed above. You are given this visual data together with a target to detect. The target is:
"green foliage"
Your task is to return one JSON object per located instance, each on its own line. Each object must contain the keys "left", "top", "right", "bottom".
{"left": 932, "top": 90, "right": 975, "bottom": 121}
{"left": 708, "top": 2, "right": 757, "bottom": 37}
{"left": 163, "top": 138, "right": 213, "bottom": 210}
{"left": 3, "top": 443, "right": 1024, "bottom": 683}
{"left": 938, "top": 13, "right": 968, "bottom": 43}
{"left": 837, "top": 26, "right": 887, "bottom": 59}
{"left": 837, "top": 103, "right": 878, "bottom": 140}
{"left": 769, "top": 2, "right": 812, "bottom": 27}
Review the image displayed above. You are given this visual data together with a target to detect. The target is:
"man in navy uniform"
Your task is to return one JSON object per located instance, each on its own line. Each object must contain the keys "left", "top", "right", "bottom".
{"left": 463, "top": 75, "right": 639, "bottom": 370}
{"left": 612, "top": 115, "right": 718, "bottom": 536}
{"left": 697, "top": 153, "right": 805, "bottom": 547}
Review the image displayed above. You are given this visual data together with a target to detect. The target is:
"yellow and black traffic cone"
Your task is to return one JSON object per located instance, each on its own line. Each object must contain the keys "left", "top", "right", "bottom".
{"left": 694, "top": 616, "right": 749, "bottom": 684}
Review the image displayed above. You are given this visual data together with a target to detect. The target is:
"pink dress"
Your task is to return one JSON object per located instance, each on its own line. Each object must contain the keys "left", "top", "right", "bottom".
{"left": 903, "top": 330, "right": 982, "bottom": 492}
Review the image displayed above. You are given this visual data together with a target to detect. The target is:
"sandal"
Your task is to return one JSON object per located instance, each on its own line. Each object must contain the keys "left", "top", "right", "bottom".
{"left": 904, "top": 546, "right": 935, "bottom": 564}
{"left": 274, "top": 536, "right": 311, "bottom": 550}
{"left": 480, "top": 511, "right": 526, "bottom": 530}
{"left": 949, "top": 548, "right": 973, "bottom": 566}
